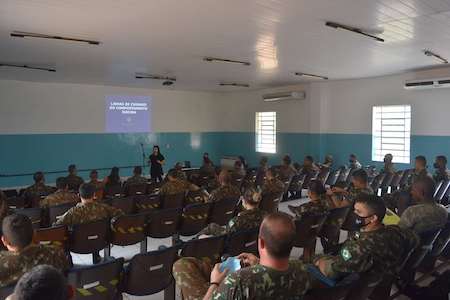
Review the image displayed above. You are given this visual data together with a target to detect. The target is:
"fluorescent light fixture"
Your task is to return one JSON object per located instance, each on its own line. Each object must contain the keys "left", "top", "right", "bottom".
{"left": 203, "top": 57, "right": 251, "bottom": 66}
{"left": 295, "top": 72, "right": 328, "bottom": 80}
{"left": 325, "top": 21, "right": 384, "bottom": 42}
{"left": 0, "top": 63, "right": 56, "bottom": 72}
{"left": 219, "top": 82, "right": 250, "bottom": 87}
{"left": 135, "top": 73, "right": 176, "bottom": 81}
{"left": 423, "top": 50, "right": 448, "bottom": 64}
{"left": 11, "top": 31, "right": 101, "bottom": 45}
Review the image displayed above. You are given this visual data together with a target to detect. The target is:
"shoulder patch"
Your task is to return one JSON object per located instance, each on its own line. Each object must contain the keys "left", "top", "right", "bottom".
{"left": 341, "top": 248, "right": 352, "bottom": 261}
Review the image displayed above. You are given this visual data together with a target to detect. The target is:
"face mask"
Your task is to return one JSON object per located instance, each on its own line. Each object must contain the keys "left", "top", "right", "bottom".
{"left": 354, "top": 214, "right": 374, "bottom": 231}
{"left": 349, "top": 160, "right": 355, "bottom": 164}
{"left": 433, "top": 163, "right": 440, "bottom": 169}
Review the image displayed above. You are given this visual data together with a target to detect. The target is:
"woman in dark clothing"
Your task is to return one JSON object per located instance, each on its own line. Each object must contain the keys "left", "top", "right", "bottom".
{"left": 104, "top": 167, "right": 121, "bottom": 187}
{"left": 149, "top": 145, "right": 165, "bottom": 182}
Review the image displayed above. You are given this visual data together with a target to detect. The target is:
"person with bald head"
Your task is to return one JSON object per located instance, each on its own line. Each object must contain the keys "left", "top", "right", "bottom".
{"left": 208, "top": 170, "right": 240, "bottom": 203}
{"left": 398, "top": 177, "right": 448, "bottom": 236}
{"left": 173, "top": 212, "right": 311, "bottom": 300}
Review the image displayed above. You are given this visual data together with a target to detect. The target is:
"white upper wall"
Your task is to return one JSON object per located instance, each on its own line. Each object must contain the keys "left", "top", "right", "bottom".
{"left": 0, "top": 80, "right": 223, "bottom": 134}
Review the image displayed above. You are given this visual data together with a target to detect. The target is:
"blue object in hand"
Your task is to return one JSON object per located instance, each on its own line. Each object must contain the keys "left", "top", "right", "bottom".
{"left": 220, "top": 257, "right": 241, "bottom": 273}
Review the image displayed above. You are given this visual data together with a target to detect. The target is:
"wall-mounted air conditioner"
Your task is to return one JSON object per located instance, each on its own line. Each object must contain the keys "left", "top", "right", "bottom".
{"left": 262, "top": 91, "right": 306, "bottom": 102}
{"left": 404, "top": 77, "right": 450, "bottom": 90}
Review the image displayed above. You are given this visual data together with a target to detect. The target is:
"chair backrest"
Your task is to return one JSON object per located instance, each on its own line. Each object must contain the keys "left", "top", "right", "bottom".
{"left": 3, "top": 189, "right": 18, "bottom": 198}
{"left": 389, "top": 171, "right": 404, "bottom": 191}
{"left": 226, "top": 228, "right": 259, "bottom": 256}
{"left": 370, "top": 174, "right": 386, "bottom": 193}
{"left": 161, "top": 192, "right": 185, "bottom": 209}
{"left": 14, "top": 207, "right": 43, "bottom": 228}
{"left": 6, "top": 196, "right": 26, "bottom": 209}
{"left": 344, "top": 271, "right": 383, "bottom": 300}
{"left": 104, "top": 184, "right": 123, "bottom": 198}
{"left": 69, "top": 219, "right": 110, "bottom": 254}
{"left": 288, "top": 174, "right": 307, "bottom": 192}
{"left": 123, "top": 246, "right": 178, "bottom": 296}
{"left": 341, "top": 210, "right": 358, "bottom": 232}
{"left": 433, "top": 180, "right": 445, "bottom": 198}
{"left": 434, "top": 180, "right": 450, "bottom": 203}
{"left": 259, "top": 192, "right": 283, "bottom": 214}
{"left": 179, "top": 203, "right": 212, "bottom": 236}
{"left": 35, "top": 225, "right": 69, "bottom": 250}
{"left": 319, "top": 206, "right": 351, "bottom": 238}
{"left": 403, "top": 229, "right": 442, "bottom": 271}
{"left": 111, "top": 213, "right": 146, "bottom": 246}
{"left": 146, "top": 208, "right": 181, "bottom": 238}
{"left": 209, "top": 197, "right": 239, "bottom": 226}
{"left": 48, "top": 202, "right": 77, "bottom": 225}
{"left": 68, "top": 257, "right": 124, "bottom": 300}
{"left": 147, "top": 182, "right": 162, "bottom": 195}
{"left": 380, "top": 173, "right": 394, "bottom": 189}
{"left": 317, "top": 168, "right": 331, "bottom": 184}
{"left": 180, "top": 235, "right": 226, "bottom": 264}
{"left": 429, "top": 216, "right": 450, "bottom": 258}
{"left": 325, "top": 169, "right": 341, "bottom": 186}
{"left": 185, "top": 189, "right": 208, "bottom": 205}
{"left": 399, "top": 169, "right": 413, "bottom": 188}
{"left": 108, "top": 196, "right": 136, "bottom": 215}
{"left": 135, "top": 194, "right": 161, "bottom": 213}
{"left": 337, "top": 167, "right": 351, "bottom": 183}
{"left": 126, "top": 183, "right": 148, "bottom": 196}
{"left": 293, "top": 213, "right": 328, "bottom": 247}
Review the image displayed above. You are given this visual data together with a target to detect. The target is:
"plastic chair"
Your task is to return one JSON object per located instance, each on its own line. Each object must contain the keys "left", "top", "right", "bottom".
{"left": 208, "top": 197, "right": 239, "bottom": 226}
{"left": 260, "top": 192, "right": 283, "bottom": 214}
{"left": 67, "top": 257, "right": 124, "bottom": 300}
{"left": 35, "top": 225, "right": 69, "bottom": 250}
{"left": 48, "top": 202, "right": 77, "bottom": 225}
{"left": 135, "top": 194, "right": 161, "bottom": 213}
{"left": 110, "top": 213, "right": 146, "bottom": 247}
{"left": 325, "top": 169, "right": 341, "bottom": 187}
{"left": 107, "top": 196, "right": 136, "bottom": 215}
{"left": 161, "top": 192, "right": 185, "bottom": 209}
{"left": 180, "top": 235, "right": 226, "bottom": 264}
{"left": 126, "top": 183, "right": 148, "bottom": 196}
{"left": 319, "top": 206, "right": 351, "bottom": 253}
{"left": 179, "top": 203, "right": 212, "bottom": 236}
{"left": 293, "top": 212, "right": 328, "bottom": 262}
{"left": 122, "top": 246, "right": 178, "bottom": 297}
{"left": 69, "top": 219, "right": 111, "bottom": 264}
{"left": 226, "top": 228, "right": 259, "bottom": 256}
{"left": 14, "top": 207, "right": 43, "bottom": 228}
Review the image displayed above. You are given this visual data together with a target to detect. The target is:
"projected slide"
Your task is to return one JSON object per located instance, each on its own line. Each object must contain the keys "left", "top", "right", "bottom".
{"left": 105, "top": 95, "right": 152, "bottom": 133}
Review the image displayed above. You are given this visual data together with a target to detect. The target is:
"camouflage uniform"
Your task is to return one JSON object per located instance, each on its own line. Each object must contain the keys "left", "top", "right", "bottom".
{"left": 398, "top": 202, "right": 448, "bottom": 236}
{"left": 380, "top": 163, "right": 396, "bottom": 174}
{"left": 160, "top": 179, "right": 194, "bottom": 196}
{"left": 213, "top": 260, "right": 311, "bottom": 300}
{"left": 261, "top": 178, "right": 285, "bottom": 197}
{"left": 315, "top": 225, "right": 418, "bottom": 280}
{"left": 0, "top": 244, "right": 70, "bottom": 287}
{"left": 173, "top": 258, "right": 311, "bottom": 300}
{"left": 65, "top": 174, "right": 84, "bottom": 191}
{"left": 289, "top": 195, "right": 331, "bottom": 220}
{"left": 54, "top": 201, "right": 123, "bottom": 226}
{"left": 199, "top": 165, "right": 216, "bottom": 178}
{"left": 124, "top": 175, "right": 148, "bottom": 187}
{"left": 174, "top": 170, "right": 188, "bottom": 181}
{"left": 40, "top": 190, "right": 80, "bottom": 207}
{"left": 24, "top": 183, "right": 54, "bottom": 198}
{"left": 186, "top": 189, "right": 210, "bottom": 204}
{"left": 198, "top": 208, "right": 266, "bottom": 236}
{"left": 405, "top": 169, "right": 432, "bottom": 189}
{"left": 209, "top": 184, "right": 241, "bottom": 203}
{"left": 278, "top": 165, "right": 297, "bottom": 182}
{"left": 433, "top": 169, "right": 450, "bottom": 183}
{"left": 345, "top": 186, "right": 374, "bottom": 204}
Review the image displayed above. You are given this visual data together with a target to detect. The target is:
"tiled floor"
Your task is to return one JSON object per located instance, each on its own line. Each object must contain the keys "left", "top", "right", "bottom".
{"left": 70, "top": 195, "right": 442, "bottom": 300}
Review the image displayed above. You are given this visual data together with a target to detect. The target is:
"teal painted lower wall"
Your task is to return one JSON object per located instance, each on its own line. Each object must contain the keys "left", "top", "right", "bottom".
{"left": 1, "top": 132, "right": 449, "bottom": 187}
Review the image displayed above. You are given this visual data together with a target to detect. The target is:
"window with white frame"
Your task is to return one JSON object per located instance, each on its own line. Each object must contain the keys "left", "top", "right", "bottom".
{"left": 256, "top": 111, "right": 276, "bottom": 153}
{"left": 372, "top": 105, "right": 411, "bottom": 164}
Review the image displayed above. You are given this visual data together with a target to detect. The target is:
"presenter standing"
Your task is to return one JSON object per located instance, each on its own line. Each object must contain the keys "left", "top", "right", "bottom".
{"left": 149, "top": 145, "right": 165, "bottom": 182}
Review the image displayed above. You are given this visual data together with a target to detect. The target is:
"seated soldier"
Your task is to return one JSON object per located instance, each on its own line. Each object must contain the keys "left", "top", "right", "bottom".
{"left": 433, "top": 155, "right": 449, "bottom": 183}
{"left": 255, "top": 156, "right": 269, "bottom": 188}
{"left": 173, "top": 162, "right": 188, "bottom": 181}
{"left": 40, "top": 177, "right": 79, "bottom": 208}
{"left": 313, "top": 194, "right": 418, "bottom": 282}
{"left": 261, "top": 167, "right": 284, "bottom": 198}
{"left": 299, "top": 156, "right": 320, "bottom": 177}
{"left": 399, "top": 177, "right": 448, "bottom": 236}
{"left": 230, "top": 161, "right": 246, "bottom": 185}
{"left": 320, "top": 154, "right": 334, "bottom": 169}
{"left": 65, "top": 164, "right": 84, "bottom": 191}
{"left": 348, "top": 154, "right": 362, "bottom": 170}
{"left": 123, "top": 166, "right": 148, "bottom": 191}
{"left": 0, "top": 214, "right": 70, "bottom": 287}
{"left": 23, "top": 172, "right": 54, "bottom": 199}
{"left": 6, "top": 265, "right": 73, "bottom": 300}
{"left": 392, "top": 155, "right": 433, "bottom": 216}
{"left": 199, "top": 159, "right": 216, "bottom": 179}
{"left": 208, "top": 170, "right": 241, "bottom": 203}
{"left": 328, "top": 169, "right": 373, "bottom": 208}
{"left": 159, "top": 169, "right": 199, "bottom": 197}
{"left": 88, "top": 169, "right": 104, "bottom": 200}
{"left": 278, "top": 155, "right": 297, "bottom": 182}
{"left": 380, "top": 153, "right": 396, "bottom": 174}
{"left": 173, "top": 212, "right": 312, "bottom": 300}
{"left": 289, "top": 180, "right": 331, "bottom": 219}
{"left": 54, "top": 183, "right": 123, "bottom": 226}
{"left": 198, "top": 188, "right": 266, "bottom": 237}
